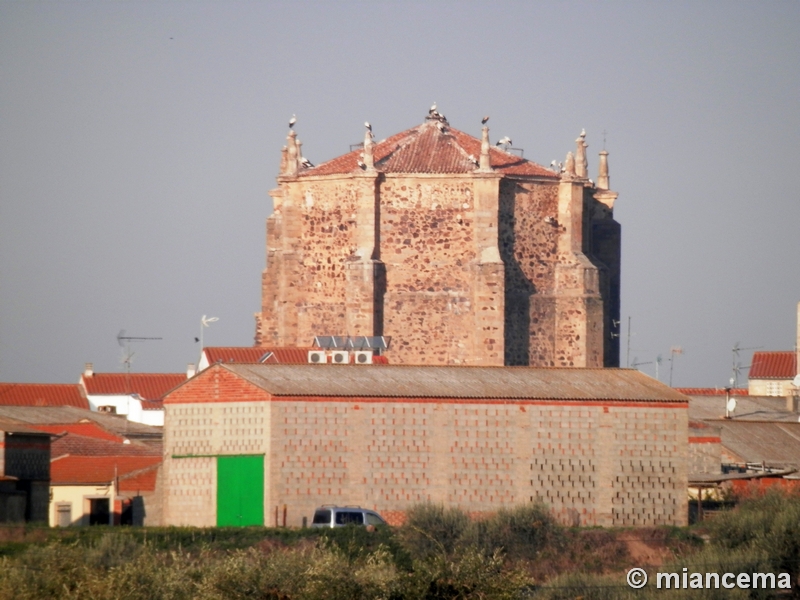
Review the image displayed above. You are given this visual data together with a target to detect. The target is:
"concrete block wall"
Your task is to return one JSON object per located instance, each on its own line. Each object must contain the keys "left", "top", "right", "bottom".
{"left": 163, "top": 370, "right": 686, "bottom": 529}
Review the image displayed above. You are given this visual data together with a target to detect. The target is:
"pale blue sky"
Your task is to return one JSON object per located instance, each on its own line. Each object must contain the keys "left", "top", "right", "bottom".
{"left": 1, "top": 1, "right": 799, "bottom": 387}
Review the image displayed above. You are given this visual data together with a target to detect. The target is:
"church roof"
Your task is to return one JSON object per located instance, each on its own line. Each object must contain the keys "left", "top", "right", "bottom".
{"left": 303, "top": 120, "right": 558, "bottom": 178}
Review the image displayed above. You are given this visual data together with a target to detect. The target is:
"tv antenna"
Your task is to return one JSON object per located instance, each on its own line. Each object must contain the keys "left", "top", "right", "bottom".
{"left": 198, "top": 315, "right": 219, "bottom": 350}
{"left": 117, "top": 330, "right": 163, "bottom": 374}
{"left": 668, "top": 346, "right": 684, "bottom": 387}
{"left": 730, "top": 342, "right": 760, "bottom": 388}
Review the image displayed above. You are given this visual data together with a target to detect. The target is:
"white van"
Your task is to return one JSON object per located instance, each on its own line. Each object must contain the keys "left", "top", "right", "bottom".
{"left": 310, "top": 506, "right": 387, "bottom": 528}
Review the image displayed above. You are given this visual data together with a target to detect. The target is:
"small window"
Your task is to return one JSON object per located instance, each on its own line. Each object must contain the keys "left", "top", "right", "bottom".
{"left": 56, "top": 503, "right": 72, "bottom": 527}
{"left": 335, "top": 511, "right": 363, "bottom": 525}
{"left": 365, "top": 512, "right": 386, "bottom": 526}
{"left": 98, "top": 406, "right": 117, "bottom": 414}
{"left": 312, "top": 509, "right": 331, "bottom": 525}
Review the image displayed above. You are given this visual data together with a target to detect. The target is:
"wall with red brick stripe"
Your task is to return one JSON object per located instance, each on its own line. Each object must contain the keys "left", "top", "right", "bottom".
{"left": 163, "top": 368, "right": 687, "bottom": 528}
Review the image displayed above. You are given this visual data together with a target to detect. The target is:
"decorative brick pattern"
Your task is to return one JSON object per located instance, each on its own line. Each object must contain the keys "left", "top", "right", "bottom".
{"left": 164, "top": 390, "right": 687, "bottom": 528}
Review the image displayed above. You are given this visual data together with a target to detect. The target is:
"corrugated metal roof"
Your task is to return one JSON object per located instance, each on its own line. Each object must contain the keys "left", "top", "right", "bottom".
{"left": 305, "top": 121, "right": 558, "bottom": 179}
{"left": 81, "top": 373, "right": 186, "bottom": 400}
{"left": 707, "top": 420, "right": 800, "bottom": 467}
{"left": 688, "top": 394, "right": 796, "bottom": 422}
{"left": 749, "top": 351, "right": 797, "bottom": 379}
{"left": 206, "top": 364, "right": 688, "bottom": 402}
{"left": 51, "top": 433, "right": 161, "bottom": 459}
{"left": 0, "top": 406, "right": 163, "bottom": 438}
{"left": 27, "top": 423, "right": 123, "bottom": 442}
{"left": 0, "top": 383, "right": 88, "bottom": 408}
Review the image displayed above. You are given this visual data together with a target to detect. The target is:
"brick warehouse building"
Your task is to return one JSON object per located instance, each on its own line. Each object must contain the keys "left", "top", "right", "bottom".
{"left": 256, "top": 113, "right": 621, "bottom": 368}
{"left": 162, "top": 364, "right": 688, "bottom": 528}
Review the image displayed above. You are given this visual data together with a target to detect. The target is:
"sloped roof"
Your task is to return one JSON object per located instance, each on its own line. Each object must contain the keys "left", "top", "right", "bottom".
{"left": 304, "top": 120, "right": 558, "bottom": 178}
{"left": 81, "top": 373, "right": 186, "bottom": 400}
{"left": 203, "top": 346, "right": 314, "bottom": 365}
{"left": 50, "top": 455, "right": 161, "bottom": 486}
{"left": 749, "top": 351, "right": 797, "bottom": 380}
{"left": 51, "top": 432, "right": 161, "bottom": 459}
{"left": 0, "top": 416, "right": 52, "bottom": 436}
{"left": 706, "top": 420, "right": 800, "bottom": 467}
{"left": 688, "top": 394, "right": 796, "bottom": 422}
{"left": 118, "top": 463, "right": 159, "bottom": 493}
{"left": 0, "top": 406, "right": 164, "bottom": 440}
{"left": 203, "top": 346, "right": 389, "bottom": 366}
{"left": 168, "top": 364, "right": 689, "bottom": 403}
{"left": 676, "top": 388, "right": 748, "bottom": 396}
{"left": 27, "top": 422, "right": 124, "bottom": 443}
{"left": 0, "top": 384, "right": 88, "bottom": 409}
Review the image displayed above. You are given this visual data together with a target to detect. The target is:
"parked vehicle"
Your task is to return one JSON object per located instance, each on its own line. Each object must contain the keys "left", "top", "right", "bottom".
{"left": 310, "top": 506, "right": 387, "bottom": 528}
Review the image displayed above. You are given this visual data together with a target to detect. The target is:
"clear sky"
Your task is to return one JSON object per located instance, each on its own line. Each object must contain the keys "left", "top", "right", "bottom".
{"left": 1, "top": 1, "right": 799, "bottom": 388}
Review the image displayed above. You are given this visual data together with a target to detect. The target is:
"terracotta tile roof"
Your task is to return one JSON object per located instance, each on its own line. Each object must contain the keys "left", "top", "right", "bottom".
{"left": 81, "top": 373, "right": 186, "bottom": 401}
{"left": 303, "top": 120, "right": 558, "bottom": 178}
{"left": 51, "top": 432, "right": 161, "bottom": 459}
{"left": 749, "top": 351, "right": 797, "bottom": 379}
{"left": 203, "top": 346, "right": 314, "bottom": 365}
{"left": 675, "top": 388, "right": 749, "bottom": 396}
{"left": 0, "top": 384, "right": 88, "bottom": 409}
{"left": 50, "top": 455, "right": 161, "bottom": 486}
{"left": 27, "top": 423, "right": 124, "bottom": 443}
{"left": 118, "top": 463, "right": 159, "bottom": 493}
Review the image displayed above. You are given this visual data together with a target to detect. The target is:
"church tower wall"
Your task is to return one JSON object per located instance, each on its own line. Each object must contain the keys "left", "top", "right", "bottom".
{"left": 256, "top": 119, "right": 620, "bottom": 368}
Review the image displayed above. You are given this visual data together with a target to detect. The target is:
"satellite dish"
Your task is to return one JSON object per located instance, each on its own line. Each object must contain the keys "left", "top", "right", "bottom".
{"left": 726, "top": 397, "right": 737, "bottom": 413}
{"left": 792, "top": 374, "right": 800, "bottom": 388}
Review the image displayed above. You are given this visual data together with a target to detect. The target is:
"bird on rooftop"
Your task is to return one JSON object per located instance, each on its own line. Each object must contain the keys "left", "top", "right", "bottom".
{"left": 436, "top": 121, "right": 445, "bottom": 132}
{"left": 430, "top": 102, "right": 437, "bottom": 114}
{"left": 357, "top": 159, "right": 366, "bottom": 170}
{"left": 365, "top": 121, "right": 372, "bottom": 132}
{"left": 301, "top": 157, "right": 314, "bottom": 168}
{"left": 289, "top": 114, "right": 297, "bottom": 129}
{"left": 580, "top": 128, "right": 586, "bottom": 137}
{"left": 550, "top": 160, "right": 558, "bottom": 170}
{"left": 481, "top": 116, "right": 490, "bottom": 125}
{"left": 496, "top": 136, "right": 512, "bottom": 147}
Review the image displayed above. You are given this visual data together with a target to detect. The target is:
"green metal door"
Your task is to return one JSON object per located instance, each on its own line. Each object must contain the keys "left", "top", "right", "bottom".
{"left": 216, "top": 455, "right": 264, "bottom": 527}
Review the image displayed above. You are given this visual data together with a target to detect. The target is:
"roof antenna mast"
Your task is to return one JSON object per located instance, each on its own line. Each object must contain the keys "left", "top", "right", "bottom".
{"left": 116, "top": 330, "right": 162, "bottom": 374}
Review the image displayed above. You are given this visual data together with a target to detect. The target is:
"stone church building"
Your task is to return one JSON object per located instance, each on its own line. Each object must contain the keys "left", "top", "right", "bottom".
{"left": 256, "top": 112, "right": 620, "bottom": 368}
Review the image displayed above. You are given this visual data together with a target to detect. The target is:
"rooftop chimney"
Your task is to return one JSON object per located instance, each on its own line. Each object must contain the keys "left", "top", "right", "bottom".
{"left": 187, "top": 363, "right": 196, "bottom": 379}
{"left": 84, "top": 362, "right": 93, "bottom": 377}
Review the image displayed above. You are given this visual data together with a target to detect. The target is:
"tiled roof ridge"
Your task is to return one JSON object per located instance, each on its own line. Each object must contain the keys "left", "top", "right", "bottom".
{"left": 299, "top": 120, "right": 557, "bottom": 178}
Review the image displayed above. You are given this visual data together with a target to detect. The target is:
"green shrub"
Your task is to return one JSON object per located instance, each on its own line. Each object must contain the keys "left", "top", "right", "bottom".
{"left": 470, "top": 502, "right": 560, "bottom": 561}
{"left": 398, "top": 504, "right": 471, "bottom": 560}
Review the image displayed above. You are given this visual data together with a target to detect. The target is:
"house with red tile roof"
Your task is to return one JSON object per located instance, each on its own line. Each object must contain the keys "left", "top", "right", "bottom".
{"left": 748, "top": 351, "right": 798, "bottom": 398}
{"left": 45, "top": 425, "right": 162, "bottom": 527}
{"left": 78, "top": 363, "right": 188, "bottom": 426}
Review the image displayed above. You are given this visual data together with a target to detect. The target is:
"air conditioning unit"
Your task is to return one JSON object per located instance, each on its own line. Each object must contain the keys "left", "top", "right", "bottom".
{"left": 307, "top": 350, "right": 327, "bottom": 364}
{"left": 354, "top": 350, "right": 373, "bottom": 364}
{"left": 331, "top": 350, "right": 350, "bottom": 364}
